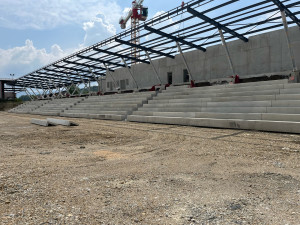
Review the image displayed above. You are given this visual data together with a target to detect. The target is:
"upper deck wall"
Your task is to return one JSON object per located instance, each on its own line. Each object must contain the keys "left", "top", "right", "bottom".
{"left": 105, "top": 26, "right": 300, "bottom": 91}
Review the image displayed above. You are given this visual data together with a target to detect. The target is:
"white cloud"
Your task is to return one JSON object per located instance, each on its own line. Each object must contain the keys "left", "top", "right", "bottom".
{"left": 81, "top": 14, "right": 117, "bottom": 47}
{"left": 0, "top": 40, "right": 68, "bottom": 78}
{"left": 0, "top": 0, "right": 124, "bottom": 79}
{"left": 0, "top": 0, "right": 122, "bottom": 30}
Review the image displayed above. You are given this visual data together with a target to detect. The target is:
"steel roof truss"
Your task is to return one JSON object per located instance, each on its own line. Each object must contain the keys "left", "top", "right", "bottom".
{"left": 115, "top": 38, "right": 175, "bottom": 59}
{"left": 144, "top": 25, "right": 206, "bottom": 52}
{"left": 271, "top": 0, "right": 300, "bottom": 27}
{"left": 186, "top": 7, "right": 249, "bottom": 42}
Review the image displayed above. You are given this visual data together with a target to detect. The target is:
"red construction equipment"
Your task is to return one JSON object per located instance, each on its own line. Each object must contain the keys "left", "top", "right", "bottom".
{"left": 119, "top": 0, "right": 148, "bottom": 64}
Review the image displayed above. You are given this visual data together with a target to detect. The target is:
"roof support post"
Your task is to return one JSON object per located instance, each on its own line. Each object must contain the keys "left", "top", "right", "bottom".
{"left": 29, "top": 87, "right": 39, "bottom": 100}
{"left": 104, "top": 63, "right": 118, "bottom": 91}
{"left": 49, "top": 80, "right": 60, "bottom": 99}
{"left": 58, "top": 82, "right": 67, "bottom": 97}
{"left": 24, "top": 87, "right": 34, "bottom": 101}
{"left": 79, "top": 73, "right": 89, "bottom": 96}
{"left": 145, "top": 51, "right": 162, "bottom": 84}
{"left": 121, "top": 58, "right": 139, "bottom": 89}
{"left": 71, "top": 83, "right": 80, "bottom": 96}
{"left": 34, "top": 86, "right": 44, "bottom": 99}
{"left": 63, "top": 84, "right": 72, "bottom": 97}
{"left": 219, "top": 29, "right": 235, "bottom": 76}
{"left": 281, "top": 10, "right": 298, "bottom": 71}
{"left": 45, "top": 83, "right": 54, "bottom": 99}
{"left": 88, "top": 79, "right": 91, "bottom": 96}
{"left": 39, "top": 84, "right": 49, "bottom": 99}
{"left": 176, "top": 42, "right": 194, "bottom": 81}
{"left": 90, "top": 69, "right": 104, "bottom": 94}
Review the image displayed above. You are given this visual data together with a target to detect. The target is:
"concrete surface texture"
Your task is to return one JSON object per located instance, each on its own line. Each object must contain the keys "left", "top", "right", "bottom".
{"left": 128, "top": 79, "right": 300, "bottom": 133}
{"left": 105, "top": 27, "right": 300, "bottom": 91}
{"left": 47, "top": 118, "right": 78, "bottom": 126}
{"left": 0, "top": 112, "right": 299, "bottom": 224}
{"left": 9, "top": 78, "right": 300, "bottom": 133}
{"left": 30, "top": 98, "right": 85, "bottom": 116}
{"left": 61, "top": 91, "right": 156, "bottom": 121}
{"left": 30, "top": 118, "right": 53, "bottom": 127}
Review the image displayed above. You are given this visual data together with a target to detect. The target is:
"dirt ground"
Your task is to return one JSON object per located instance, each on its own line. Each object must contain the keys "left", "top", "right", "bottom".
{"left": 0, "top": 112, "right": 299, "bottom": 225}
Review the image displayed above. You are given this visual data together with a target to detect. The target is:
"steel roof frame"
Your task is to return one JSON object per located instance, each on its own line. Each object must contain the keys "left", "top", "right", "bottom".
{"left": 14, "top": 0, "right": 300, "bottom": 88}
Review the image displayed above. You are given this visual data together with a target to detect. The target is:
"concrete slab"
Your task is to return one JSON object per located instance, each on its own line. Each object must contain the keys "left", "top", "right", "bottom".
{"left": 31, "top": 119, "right": 54, "bottom": 127}
{"left": 47, "top": 118, "right": 78, "bottom": 126}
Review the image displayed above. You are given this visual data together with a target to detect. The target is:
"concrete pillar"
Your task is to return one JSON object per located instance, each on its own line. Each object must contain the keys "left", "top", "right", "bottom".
{"left": 0, "top": 81, "right": 4, "bottom": 100}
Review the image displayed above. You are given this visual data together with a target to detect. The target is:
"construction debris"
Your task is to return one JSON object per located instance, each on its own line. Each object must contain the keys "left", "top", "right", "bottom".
{"left": 47, "top": 118, "right": 78, "bottom": 126}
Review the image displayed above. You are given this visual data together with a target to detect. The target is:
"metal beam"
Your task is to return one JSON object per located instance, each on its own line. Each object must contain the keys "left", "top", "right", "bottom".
{"left": 115, "top": 38, "right": 175, "bottom": 59}
{"left": 93, "top": 47, "right": 150, "bottom": 65}
{"left": 63, "top": 60, "right": 106, "bottom": 70}
{"left": 77, "top": 55, "right": 124, "bottom": 68}
{"left": 187, "top": 7, "right": 248, "bottom": 42}
{"left": 271, "top": 0, "right": 300, "bottom": 27}
{"left": 144, "top": 25, "right": 206, "bottom": 52}
{"left": 53, "top": 65, "right": 103, "bottom": 75}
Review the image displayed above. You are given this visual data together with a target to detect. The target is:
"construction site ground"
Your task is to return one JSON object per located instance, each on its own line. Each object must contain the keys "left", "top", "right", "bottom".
{"left": 0, "top": 111, "right": 299, "bottom": 224}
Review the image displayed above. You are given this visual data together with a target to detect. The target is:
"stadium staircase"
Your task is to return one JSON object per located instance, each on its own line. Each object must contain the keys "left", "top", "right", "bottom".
{"left": 127, "top": 79, "right": 300, "bottom": 133}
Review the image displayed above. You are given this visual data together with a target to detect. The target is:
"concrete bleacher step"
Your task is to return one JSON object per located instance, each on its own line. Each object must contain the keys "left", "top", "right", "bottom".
{"left": 60, "top": 91, "right": 157, "bottom": 121}
{"left": 60, "top": 113, "right": 126, "bottom": 121}
{"left": 28, "top": 97, "right": 84, "bottom": 116}
{"left": 127, "top": 115, "right": 300, "bottom": 133}
{"left": 128, "top": 79, "right": 300, "bottom": 133}
{"left": 9, "top": 100, "right": 49, "bottom": 114}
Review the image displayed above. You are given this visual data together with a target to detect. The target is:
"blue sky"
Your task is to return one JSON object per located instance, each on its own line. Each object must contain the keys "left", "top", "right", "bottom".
{"left": 0, "top": 0, "right": 296, "bottom": 80}
{"left": 0, "top": 0, "right": 190, "bottom": 79}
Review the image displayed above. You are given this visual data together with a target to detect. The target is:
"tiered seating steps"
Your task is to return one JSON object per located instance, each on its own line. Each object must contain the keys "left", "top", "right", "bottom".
{"left": 60, "top": 91, "right": 156, "bottom": 121}
{"left": 9, "top": 100, "right": 49, "bottom": 114}
{"left": 30, "top": 98, "right": 84, "bottom": 116}
{"left": 128, "top": 79, "right": 300, "bottom": 133}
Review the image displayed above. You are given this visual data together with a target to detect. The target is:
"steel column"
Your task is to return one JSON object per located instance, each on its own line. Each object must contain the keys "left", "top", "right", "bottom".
{"left": 145, "top": 51, "right": 162, "bottom": 84}
{"left": 29, "top": 87, "right": 39, "bottom": 99}
{"left": 24, "top": 88, "right": 34, "bottom": 101}
{"left": 176, "top": 42, "right": 194, "bottom": 81}
{"left": 281, "top": 10, "right": 298, "bottom": 71}
{"left": 34, "top": 86, "right": 43, "bottom": 99}
{"left": 121, "top": 58, "right": 139, "bottom": 89}
{"left": 219, "top": 29, "right": 235, "bottom": 75}
{"left": 104, "top": 63, "right": 118, "bottom": 90}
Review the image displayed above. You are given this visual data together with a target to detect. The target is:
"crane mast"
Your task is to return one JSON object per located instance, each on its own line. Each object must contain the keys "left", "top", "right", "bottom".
{"left": 119, "top": 1, "right": 148, "bottom": 64}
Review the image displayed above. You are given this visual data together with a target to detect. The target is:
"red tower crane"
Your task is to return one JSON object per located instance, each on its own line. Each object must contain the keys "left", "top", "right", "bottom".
{"left": 119, "top": 0, "right": 148, "bottom": 64}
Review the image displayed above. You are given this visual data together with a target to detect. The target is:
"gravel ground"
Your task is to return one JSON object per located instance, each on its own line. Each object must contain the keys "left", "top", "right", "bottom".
{"left": 0, "top": 112, "right": 299, "bottom": 224}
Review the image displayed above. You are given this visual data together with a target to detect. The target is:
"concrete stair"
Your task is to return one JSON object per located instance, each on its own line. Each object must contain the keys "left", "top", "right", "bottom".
{"left": 60, "top": 91, "right": 156, "bottom": 121}
{"left": 127, "top": 79, "right": 300, "bottom": 133}
{"left": 30, "top": 98, "right": 84, "bottom": 116}
{"left": 9, "top": 100, "right": 49, "bottom": 114}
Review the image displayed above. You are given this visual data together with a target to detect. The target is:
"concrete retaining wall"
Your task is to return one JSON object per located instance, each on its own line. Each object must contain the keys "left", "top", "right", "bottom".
{"left": 105, "top": 27, "right": 300, "bottom": 91}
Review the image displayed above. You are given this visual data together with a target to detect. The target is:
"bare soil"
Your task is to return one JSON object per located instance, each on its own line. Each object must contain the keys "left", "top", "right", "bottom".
{"left": 0, "top": 112, "right": 299, "bottom": 224}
